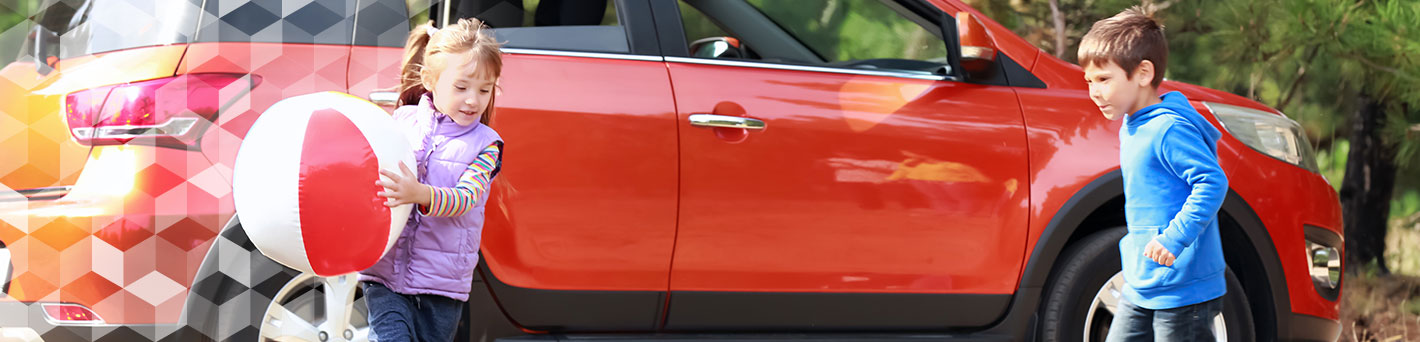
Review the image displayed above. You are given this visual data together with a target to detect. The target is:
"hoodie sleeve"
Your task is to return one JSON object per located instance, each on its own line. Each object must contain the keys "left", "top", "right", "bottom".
{"left": 1155, "top": 120, "right": 1229, "bottom": 256}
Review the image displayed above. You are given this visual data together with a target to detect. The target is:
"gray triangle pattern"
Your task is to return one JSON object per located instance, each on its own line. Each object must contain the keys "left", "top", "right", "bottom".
{"left": 199, "top": 0, "right": 355, "bottom": 45}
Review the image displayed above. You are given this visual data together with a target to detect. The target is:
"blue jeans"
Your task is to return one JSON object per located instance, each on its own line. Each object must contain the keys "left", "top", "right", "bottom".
{"left": 1105, "top": 296, "right": 1223, "bottom": 342}
{"left": 363, "top": 281, "right": 464, "bottom": 342}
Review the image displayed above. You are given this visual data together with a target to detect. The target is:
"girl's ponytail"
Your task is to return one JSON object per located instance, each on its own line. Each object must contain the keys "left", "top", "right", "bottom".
{"left": 397, "top": 21, "right": 436, "bottom": 107}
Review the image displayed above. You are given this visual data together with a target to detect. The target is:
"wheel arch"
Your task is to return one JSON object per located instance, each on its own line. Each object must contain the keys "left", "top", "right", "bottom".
{"left": 1006, "top": 170, "right": 1292, "bottom": 341}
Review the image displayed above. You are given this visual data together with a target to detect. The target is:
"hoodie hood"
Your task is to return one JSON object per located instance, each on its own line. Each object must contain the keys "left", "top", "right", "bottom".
{"left": 1128, "top": 91, "right": 1222, "bottom": 147}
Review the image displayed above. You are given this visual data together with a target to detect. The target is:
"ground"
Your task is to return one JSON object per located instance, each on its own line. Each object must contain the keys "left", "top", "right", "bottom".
{"left": 1339, "top": 214, "right": 1420, "bottom": 342}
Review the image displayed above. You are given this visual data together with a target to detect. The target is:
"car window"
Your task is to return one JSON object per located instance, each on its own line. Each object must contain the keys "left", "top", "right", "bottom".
{"left": 15, "top": 0, "right": 200, "bottom": 64}
{"left": 678, "top": 4, "right": 730, "bottom": 51}
{"left": 196, "top": 0, "right": 356, "bottom": 45}
{"left": 351, "top": 0, "right": 414, "bottom": 47}
{"left": 434, "top": 0, "right": 628, "bottom": 54}
{"left": 678, "top": 0, "right": 948, "bottom": 75}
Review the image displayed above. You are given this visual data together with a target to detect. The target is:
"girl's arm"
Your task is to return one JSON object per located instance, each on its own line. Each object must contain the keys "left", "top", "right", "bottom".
{"left": 420, "top": 143, "right": 502, "bottom": 217}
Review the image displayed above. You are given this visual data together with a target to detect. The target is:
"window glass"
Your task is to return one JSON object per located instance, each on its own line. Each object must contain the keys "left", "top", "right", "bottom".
{"left": 679, "top": 3, "right": 729, "bottom": 48}
{"left": 439, "top": 0, "right": 627, "bottom": 53}
{"left": 680, "top": 0, "right": 948, "bottom": 75}
{"left": 746, "top": 0, "right": 944, "bottom": 63}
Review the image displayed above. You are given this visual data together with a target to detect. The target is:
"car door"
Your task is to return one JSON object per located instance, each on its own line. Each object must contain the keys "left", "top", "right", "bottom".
{"left": 655, "top": 0, "right": 1031, "bottom": 330}
{"left": 359, "top": 0, "right": 680, "bottom": 331}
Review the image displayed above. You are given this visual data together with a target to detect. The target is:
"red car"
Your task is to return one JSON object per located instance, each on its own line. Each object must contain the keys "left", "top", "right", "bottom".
{"left": 0, "top": 0, "right": 1343, "bottom": 341}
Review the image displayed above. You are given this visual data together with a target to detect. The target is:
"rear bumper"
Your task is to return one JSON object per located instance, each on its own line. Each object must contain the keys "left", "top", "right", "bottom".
{"left": 0, "top": 301, "right": 184, "bottom": 342}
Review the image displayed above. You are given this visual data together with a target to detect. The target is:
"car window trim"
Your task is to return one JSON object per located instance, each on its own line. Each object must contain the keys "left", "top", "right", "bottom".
{"left": 502, "top": 47, "right": 665, "bottom": 62}
{"left": 665, "top": 56, "right": 958, "bottom": 82}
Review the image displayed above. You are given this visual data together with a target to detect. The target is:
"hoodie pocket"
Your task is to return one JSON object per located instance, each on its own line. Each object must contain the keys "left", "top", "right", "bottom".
{"left": 1121, "top": 225, "right": 1176, "bottom": 289}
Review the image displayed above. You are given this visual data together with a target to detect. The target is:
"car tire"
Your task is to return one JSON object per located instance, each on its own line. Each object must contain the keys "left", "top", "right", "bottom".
{"left": 1039, "top": 227, "right": 1255, "bottom": 342}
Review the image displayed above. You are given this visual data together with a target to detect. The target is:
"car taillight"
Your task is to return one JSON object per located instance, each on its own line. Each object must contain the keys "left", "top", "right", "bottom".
{"left": 41, "top": 303, "right": 104, "bottom": 324}
{"left": 65, "top": 73, "right": 256, "bottom": 149}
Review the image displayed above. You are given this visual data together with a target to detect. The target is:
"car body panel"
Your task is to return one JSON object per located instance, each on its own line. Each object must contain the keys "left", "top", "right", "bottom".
{"left": 666, "top": 61, "right": 1030, "bottom": 295}
{"left": 480, "top": 53, "right": 679, "bottom": 293}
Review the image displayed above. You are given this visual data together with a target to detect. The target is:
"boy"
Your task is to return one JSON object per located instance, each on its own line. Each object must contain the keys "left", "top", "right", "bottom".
{"left": 1078, "top": 5, "right": 1229, "bottom": 341}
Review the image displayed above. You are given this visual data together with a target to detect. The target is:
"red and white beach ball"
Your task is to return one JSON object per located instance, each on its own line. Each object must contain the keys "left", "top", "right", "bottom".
{"left": 233, "top": 91, "right": 414, "bottom": 276}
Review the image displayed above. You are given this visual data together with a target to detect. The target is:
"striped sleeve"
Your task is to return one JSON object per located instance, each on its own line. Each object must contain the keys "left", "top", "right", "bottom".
{"left": 419, "top": 143, "right": 502, "bottom": 217}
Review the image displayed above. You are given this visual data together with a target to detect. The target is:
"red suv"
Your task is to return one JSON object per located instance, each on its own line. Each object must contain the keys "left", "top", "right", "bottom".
{"left": 0, "top": 0, "right": 1344, "bottom": 341}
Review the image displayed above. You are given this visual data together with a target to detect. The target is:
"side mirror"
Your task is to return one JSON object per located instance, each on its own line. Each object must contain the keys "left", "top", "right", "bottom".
{"left": 956, "top": 12, "right": 997, "bottom": 76}
{"left": 690, "top": 37, "right": 745, "bottom": 59}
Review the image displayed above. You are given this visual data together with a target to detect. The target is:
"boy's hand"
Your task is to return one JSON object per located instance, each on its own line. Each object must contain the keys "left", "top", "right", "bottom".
{"left": 1144, "top": 238, "right": 1176, "bottom": 266}
{"left": 376, "top": 162, "right": 431, "bottom": 207}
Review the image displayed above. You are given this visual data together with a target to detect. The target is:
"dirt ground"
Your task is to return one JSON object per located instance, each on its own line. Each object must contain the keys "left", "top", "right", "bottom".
{"left": 1339, "top": 272, "right": 1420, "bottom": 341}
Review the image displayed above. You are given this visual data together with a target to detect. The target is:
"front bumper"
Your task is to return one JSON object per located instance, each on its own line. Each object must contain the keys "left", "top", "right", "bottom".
{"left": 1286, "top": 312, "right": 1340, "bottom": 342}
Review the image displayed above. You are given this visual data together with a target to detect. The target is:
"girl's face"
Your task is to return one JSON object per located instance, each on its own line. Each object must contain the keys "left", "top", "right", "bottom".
{"left": 425, "top": 50, "right": 496, "bottom": 126}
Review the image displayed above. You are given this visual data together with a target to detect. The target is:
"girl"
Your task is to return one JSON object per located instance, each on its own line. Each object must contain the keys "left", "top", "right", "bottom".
{"left": 361, "top": 17, "right": 504, "bottom": 342}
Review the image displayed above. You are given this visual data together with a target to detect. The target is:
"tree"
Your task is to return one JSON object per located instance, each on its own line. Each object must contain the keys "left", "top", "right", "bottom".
{"left": 1191, "top": 0, "right": 1420, "bottom": 273}
{"left": 979, "top": 0, "right": 1420, "bottom": 274}
{"left": 1332, "top": 0, "right": 1420, "bottom": 273}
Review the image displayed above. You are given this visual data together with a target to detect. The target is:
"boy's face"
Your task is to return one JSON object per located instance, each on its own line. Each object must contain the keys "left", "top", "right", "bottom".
{"left": 1083, "top": 60, "right": 1155, "bottom": 121}
{"left": 425, "top": 50, "right": 496, "bottom": 126}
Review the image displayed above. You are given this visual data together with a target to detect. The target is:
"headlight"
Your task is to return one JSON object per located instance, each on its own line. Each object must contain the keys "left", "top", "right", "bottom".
{"left": 1203, "top": 102, "right": 1319, "bottom": 173}
{"left": 1304, "top": 225, "right": 1342, "bottom": 301}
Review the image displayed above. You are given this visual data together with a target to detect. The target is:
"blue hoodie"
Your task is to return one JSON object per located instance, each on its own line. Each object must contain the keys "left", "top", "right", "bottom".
{"left": 1118, "top": 91, "right": 1228, "bottom": 309}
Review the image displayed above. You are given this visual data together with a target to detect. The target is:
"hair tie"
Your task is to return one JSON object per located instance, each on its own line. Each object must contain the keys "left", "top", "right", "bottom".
{"left": 426, "top": 26, "right": 439, "bottom": 36}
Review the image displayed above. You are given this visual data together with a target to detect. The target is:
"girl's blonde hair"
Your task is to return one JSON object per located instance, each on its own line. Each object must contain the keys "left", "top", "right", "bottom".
{"left": 398, "top": 18, "right": 504, "bottom": 126}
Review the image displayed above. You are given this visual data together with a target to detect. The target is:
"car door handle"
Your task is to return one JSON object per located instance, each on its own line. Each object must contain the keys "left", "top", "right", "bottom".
{"left": 688, "top": 114, "right": 765, "bottom": 130}
{"left": 368, "top": 91, "right": 399, "bottom": 107}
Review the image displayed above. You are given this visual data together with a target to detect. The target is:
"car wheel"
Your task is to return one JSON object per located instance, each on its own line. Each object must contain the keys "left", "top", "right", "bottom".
{"left": 258, "top": 272, "right": 370, "bottom": 342}
{"left": 183, "top": 224, "right": 370, "bottom": 342}
{"left": 1039, "top": 227, "right": 1255, "bottom": 342}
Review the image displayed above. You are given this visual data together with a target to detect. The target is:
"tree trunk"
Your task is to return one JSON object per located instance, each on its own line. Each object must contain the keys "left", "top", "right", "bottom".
{"left": 1048, "top": 0, "right": 1066, "bottom": 58}
{"left": 1340, "top": 96, "right": 1396, "bottom": 274}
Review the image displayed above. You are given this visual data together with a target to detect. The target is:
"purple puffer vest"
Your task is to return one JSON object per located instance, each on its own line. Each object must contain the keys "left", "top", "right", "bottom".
{"left": 360, "top": 94, "right": 502, "bottom": 301}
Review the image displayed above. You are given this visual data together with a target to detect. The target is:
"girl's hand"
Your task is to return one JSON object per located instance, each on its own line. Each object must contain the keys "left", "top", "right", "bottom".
{"left": 377, "top": 163, "right": 431, "bottom": 207}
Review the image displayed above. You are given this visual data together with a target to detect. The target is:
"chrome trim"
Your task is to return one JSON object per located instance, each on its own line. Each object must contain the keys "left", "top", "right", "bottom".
{"left": 500, "top": 48, "right": 664, "bottom": 62}
{"left": 440, "top": 0, "right": 451, "bottom": 28}
{"left": 368, "top": 91, "right": 399, "bottom": 107}
{"left": 665, "top": 56, "right": 956, "bottom": 81}
{"left": 1, "top": 186, "right": 72, "bottom": 202}
{"left": 71, "top": 117, "right": 199, "bottom": 141}
{"left": 689, "top": 114, "right": 766, "bottom": 130}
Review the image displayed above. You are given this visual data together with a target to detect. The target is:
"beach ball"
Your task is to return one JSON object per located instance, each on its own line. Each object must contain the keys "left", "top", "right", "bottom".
{"left": 233, "top": 91, "right": 414, "bottom": 276}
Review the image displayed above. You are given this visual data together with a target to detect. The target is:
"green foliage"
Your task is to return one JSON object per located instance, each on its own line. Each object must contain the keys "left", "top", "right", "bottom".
{"left": 1395, "top": 190, "right": 1420, "bottom": 221}
{"left": 1317, "top": 139, "right": 1348, "bottom": 192}
{"left": 1, "top": 0, "right": 36, "bottom": 66}
{"left": 969, "top": 0, "right": 1420, "bottom": 220}
{"left": 744, "top": 0, "right": 945, "bottom": 63}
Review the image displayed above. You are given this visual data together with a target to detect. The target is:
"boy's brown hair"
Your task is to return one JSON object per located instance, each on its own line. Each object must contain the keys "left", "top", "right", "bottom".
{"left": 1078, "top": 5, "right": 1168, "bottom": 87}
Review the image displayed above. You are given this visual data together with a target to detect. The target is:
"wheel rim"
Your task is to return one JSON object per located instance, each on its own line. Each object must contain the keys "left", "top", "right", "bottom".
{"left": 260, "top": 273, "right": 369, "bottom": 342}
{"left": 1083, "top": 272, "right": 1226, "bottom": 342}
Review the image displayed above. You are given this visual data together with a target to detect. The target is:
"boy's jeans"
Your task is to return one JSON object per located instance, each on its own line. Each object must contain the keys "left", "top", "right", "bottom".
{"left": 1105, "top": 296, "right": 1223, "bottom": 342}
{"left": 363, "top": 281, "right": 464, "bottom": 342}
